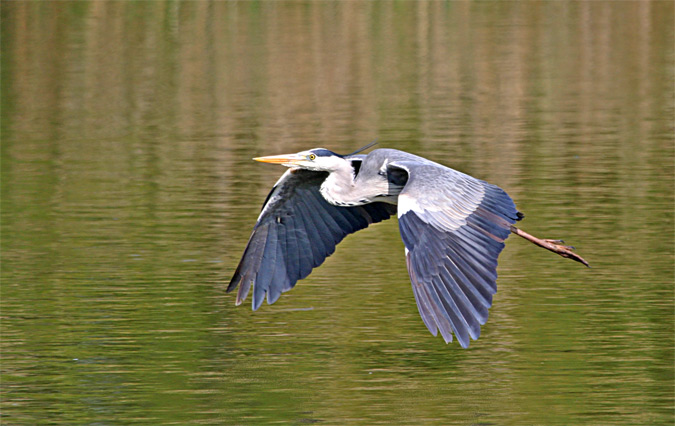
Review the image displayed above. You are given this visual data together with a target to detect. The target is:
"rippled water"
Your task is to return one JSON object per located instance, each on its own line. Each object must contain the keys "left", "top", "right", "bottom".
{"left": 2, "top": 2, "right": 673, "bottom": 425}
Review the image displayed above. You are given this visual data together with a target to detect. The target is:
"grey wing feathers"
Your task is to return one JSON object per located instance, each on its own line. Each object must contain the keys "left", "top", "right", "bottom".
{"left": 391, "top": 161, "right": 521, "bottom": 348}
{"left": 227, "top": 168, "right": 396, "bottom": 310}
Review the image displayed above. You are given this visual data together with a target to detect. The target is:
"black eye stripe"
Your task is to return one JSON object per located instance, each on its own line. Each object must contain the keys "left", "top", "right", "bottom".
{"left": 309, "top": 148, "right": 342, "bottom": 158}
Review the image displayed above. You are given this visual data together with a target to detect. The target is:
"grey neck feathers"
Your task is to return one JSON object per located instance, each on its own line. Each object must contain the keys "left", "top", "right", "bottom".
{"left": 319, "top": 160, "right": 394, "bottom": 206}
{"left": 319, "top": 162, "right": 366, "bottom": 206}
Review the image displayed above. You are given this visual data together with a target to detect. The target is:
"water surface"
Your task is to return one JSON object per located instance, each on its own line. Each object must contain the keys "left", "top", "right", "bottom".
{"left": 2, "top": 2, "right": 673, "bottom": 425}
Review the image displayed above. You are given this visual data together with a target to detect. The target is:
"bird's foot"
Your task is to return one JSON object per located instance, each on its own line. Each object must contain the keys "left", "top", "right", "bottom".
{"left": 510, "top": 226, "right": 590, "bottom": 267}
{"left": 543, "top": 239, "right": 574, "bottom": 250}
{"left": 543, "top": 239, "right": 586, "bottom": 265}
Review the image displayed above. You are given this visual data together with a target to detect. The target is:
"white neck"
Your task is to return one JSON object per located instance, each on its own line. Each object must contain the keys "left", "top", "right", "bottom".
{"left": 319, "top": 162, "right": 366, "bottom": 206}
{"left": 319, "top": 159, "right": 397, "bottom": 206}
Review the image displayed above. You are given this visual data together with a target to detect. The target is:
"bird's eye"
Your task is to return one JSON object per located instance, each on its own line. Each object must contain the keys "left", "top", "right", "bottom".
{"left": 308, "top": 154, "right": 317, "bottom": 160}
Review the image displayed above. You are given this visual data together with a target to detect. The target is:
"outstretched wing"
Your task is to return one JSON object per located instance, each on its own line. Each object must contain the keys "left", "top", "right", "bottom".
{"left": 389, "top": 161, "right": 522, "bottom": 348}
{"left": 228, "top": 168, "right": 397, "bottom": 310}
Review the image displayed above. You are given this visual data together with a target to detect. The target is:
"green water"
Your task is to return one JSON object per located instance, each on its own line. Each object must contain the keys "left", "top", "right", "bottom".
{"left": 2, "top": 2, "right": 673, "bottom": 425}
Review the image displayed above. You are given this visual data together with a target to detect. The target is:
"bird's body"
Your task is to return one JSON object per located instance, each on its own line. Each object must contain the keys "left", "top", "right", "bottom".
{"left": 228, "top": 146, "right": 587, "bottom": 348}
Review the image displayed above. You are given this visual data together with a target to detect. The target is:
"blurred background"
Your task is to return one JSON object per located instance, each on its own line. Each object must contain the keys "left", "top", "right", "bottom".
{"left": 2, "top": 2, "right": 673, "bottom": 425}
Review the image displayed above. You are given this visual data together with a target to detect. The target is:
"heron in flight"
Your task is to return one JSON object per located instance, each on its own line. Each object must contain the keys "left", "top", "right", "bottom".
{"left": 227, "top": 143, "right": 588, "bottom": 348}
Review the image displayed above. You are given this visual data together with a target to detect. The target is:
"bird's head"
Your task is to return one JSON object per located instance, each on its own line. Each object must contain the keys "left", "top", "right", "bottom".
{"left": 253, "top": 148, "right": 346, "bottom": 172}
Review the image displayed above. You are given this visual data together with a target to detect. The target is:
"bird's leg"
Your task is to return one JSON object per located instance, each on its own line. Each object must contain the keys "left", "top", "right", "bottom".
{"left": 510, "top": 226, "right": 590, "bottom": 267}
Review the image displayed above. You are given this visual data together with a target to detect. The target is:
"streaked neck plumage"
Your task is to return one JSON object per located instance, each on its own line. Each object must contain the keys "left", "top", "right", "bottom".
{"left": 319, "top": 157, "right": 396, "bottom": 206}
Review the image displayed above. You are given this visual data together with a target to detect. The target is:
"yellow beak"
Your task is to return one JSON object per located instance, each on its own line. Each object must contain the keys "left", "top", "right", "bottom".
{"left": 253, "top": 153, "right": 305, "bottom": 165}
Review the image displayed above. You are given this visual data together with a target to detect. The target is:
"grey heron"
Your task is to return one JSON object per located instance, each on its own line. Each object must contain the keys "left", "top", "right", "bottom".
{"left": 227, "top": 144, "right": 588, "bottom": 348}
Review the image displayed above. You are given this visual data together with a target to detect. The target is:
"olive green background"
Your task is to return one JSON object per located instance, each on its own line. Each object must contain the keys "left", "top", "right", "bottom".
{"left": 2, "top": 2, "right": 673, "bottom": 425}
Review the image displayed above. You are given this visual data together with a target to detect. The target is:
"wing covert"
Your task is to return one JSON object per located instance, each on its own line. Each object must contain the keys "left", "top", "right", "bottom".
{"left": 228, "top": 168, "right": 397, "bottom": 310}
{"left": 390, "top": 161, "right": 521, "bottom": 348}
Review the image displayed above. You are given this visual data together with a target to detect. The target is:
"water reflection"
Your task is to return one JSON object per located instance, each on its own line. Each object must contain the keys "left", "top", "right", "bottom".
{"left": 2, "top": 2, "right": 673, "bottom": 425}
